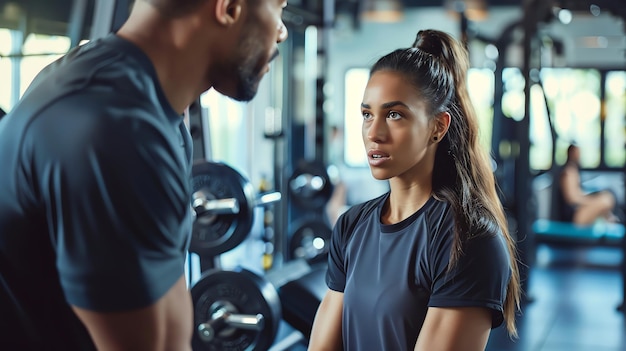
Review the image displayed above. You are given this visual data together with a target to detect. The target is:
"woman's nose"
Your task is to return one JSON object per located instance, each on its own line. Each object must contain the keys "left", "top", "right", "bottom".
{"left": 366, "top": 117, "right": 387, "bottom": 143}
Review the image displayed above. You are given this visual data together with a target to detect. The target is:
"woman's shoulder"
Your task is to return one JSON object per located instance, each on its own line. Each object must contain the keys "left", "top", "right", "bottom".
{"left": 341, "top": 192, "right": 387, "bottom": 221}
{"left": 333, "top": 192, "right": 388, "bottom": 236}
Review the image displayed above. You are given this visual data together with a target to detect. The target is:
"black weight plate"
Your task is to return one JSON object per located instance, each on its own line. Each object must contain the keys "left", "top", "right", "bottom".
{"left": 289, "top": 219, "right": 332, "bottom": 265}
{"left": 191, "top": 268, "right": 282, "bottom": 351}
{"left": 190, "top": 160, "right": 256, "bottom": 257}
{"left": 288, "top": 160, "right": 334, "bottom": 211}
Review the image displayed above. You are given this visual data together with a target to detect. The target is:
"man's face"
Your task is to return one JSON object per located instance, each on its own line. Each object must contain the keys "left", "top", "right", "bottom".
{"left": 217, "top": 0, "right": 288, "bottom": 101}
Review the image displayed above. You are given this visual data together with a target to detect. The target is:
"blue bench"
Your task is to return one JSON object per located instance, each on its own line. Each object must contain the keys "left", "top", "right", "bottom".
{"left": 532, "top": 219, "right": 626, "bottom": 312}
{"left": 532, "top": 219, "right": 625, "bottom": 247}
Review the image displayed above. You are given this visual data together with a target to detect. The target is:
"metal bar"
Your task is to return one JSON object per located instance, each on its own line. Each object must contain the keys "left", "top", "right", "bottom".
{"left": 194, "top": 198, "right": 240, "bottom": 215}
{"left": 256, "top": 192, "right": 282, "bottom": 206}
{"left": 9, "top": 26, "right": 24, "bottom": 108}
{"left": 90, "top": 0, "right": 116, "bottom": 40}
{"left": 90, "top": 0, "right": 131, "bottom": 40}
{"left": 66, "top": 0, "right": 89, "bottom": 48}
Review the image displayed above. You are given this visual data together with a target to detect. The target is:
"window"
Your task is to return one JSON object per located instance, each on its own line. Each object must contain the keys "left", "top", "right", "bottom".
{"left": 604, "top": 71, "right": 625, "bottom": 167}
{"left": 540, "top": 68, "right": 602, "bottom": 168}
{"left": 498, "top": 68, "right": 607, "bottom": 170}
{"left": 0, "top": 29, "right": 12, "bottom": 112}
{"left": 0, "top": 31, "right": 71, "bottom": 113}
{"left": 467, "top": 68, "right": 495, "bottom": 153}
{"left": 343, "top": 68, "right": 369, "bottom": 167}
{"left": 200, "top": 89, "right": 247, "bottom": 166}
{"left": 20, "top": 33, "right": 70, "bottom": 97}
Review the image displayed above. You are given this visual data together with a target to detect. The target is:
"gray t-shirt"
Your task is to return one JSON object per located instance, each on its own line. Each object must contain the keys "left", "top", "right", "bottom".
{"left": 0, "top": 34, "right": 192, "bottom": 350}
{"left": 326, "top": 192, "right": 511, "bottom": 350}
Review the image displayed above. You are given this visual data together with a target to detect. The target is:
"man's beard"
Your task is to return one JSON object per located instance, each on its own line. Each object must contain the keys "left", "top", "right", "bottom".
{"left": 234, "top": 65, "right": 259, "bottom": 102}
{"left": 233, "top": 49, "right": 278, "bottom": 102}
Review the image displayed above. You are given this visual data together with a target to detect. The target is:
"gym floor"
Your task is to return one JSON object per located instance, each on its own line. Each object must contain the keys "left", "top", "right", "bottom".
{"left": 271, "top": 244, "right": 626, "bottom": 351}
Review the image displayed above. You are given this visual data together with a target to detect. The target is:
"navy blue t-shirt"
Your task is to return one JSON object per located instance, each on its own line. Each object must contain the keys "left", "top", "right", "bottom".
{"left": 0, "top": 34, "right": 193, "bottom": 350}
{"left": 326, "top": 192, "right": 511, "bottom": 351}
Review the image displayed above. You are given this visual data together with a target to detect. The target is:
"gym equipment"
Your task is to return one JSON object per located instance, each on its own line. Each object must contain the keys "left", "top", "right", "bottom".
{"left": 532, "top": 218, "right": 626, "bottom": 311}
{"left": 190, "top": 160, "right": 281, "bottom": 257}
{"left": 191, "top": 260, "right": 327, "bottom": 350}
{"left": 533, "top": 219, "right": 625, "bottom": 247}
{"left": 288, "top": 160, "right": 333, "bottom": 211}
{"left": 288, "top": 219, "right": 332, "bottom": 265}
{"left": 191, "top": 267, "right": 282, "bottom": 351}
{"left": 265, "top": 259, "right": 328, "bottom": 342}
{"left": 277, "top": 265, "right": 327, "bottom": 339}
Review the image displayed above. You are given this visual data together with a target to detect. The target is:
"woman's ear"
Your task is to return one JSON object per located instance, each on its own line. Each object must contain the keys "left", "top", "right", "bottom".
{"left": 431, "top": 111, "right": 451, "bottom": 142}
{"left": 214, "top": 0, "right": 243, "bottom": 26}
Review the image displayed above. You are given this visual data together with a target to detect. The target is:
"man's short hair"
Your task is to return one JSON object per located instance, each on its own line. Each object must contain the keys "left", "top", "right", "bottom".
{"left": 144, "top": 0, "right": 208, "bottom": 17}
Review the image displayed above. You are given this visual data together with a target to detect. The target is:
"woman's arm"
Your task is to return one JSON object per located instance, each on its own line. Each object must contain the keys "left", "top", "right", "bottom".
{"left": 560, "top": 166, "right": 585, "bottom": 205}
{"left": 308, "top": 289, "right": 344, "bottom": 351}
{"left": 414, "top": 306, "right": 492, "bottom": 351}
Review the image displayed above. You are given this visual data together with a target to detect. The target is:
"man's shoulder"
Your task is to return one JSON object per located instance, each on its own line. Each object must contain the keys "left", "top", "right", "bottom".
{"left": 12, "top": 39, "right": 162, "bottom": 135}
{"left": 25, "top": 35, "right": 154, "bottom": 105}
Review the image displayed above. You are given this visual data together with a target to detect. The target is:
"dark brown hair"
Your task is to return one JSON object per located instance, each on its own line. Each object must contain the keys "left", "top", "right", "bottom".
{"left": 143, "top": 0, "right": 208, "bottom": 17}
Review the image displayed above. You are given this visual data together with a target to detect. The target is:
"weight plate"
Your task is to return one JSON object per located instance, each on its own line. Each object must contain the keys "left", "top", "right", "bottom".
{"left": 190, "top": 160, "right": 256, "bottom": 257}
{"left": 289, "top": 219, "right": 332, "bottom": 265}
{"left": 288, "top": 160, "right": 334, "bottom": 211}
{"left": 191, "top": 268, "right": 282, "bottom": 351}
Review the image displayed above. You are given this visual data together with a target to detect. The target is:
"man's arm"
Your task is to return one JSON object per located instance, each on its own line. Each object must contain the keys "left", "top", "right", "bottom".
{"left": 414, "top": 307, "right": 492, "bottom": 351}
{"left": 308, "top": 289, "right": 344, "bottom": 351}
{"left": 72, "top": 275, "right": 193, "bottom": 351}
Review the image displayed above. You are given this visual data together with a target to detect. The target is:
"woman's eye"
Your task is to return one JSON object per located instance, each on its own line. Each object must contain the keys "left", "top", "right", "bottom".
{"left": 388, "top": 111, "right": 401, "bottom": 120}
{"left": 362, "top": 112, "right": 372, "bottom": 120}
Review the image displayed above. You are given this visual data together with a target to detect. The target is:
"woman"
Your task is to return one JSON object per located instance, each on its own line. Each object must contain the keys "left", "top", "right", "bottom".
{"left": 559, "top": 144, "right": 620, "bottom": 225}
{"left": 309, "top": 29, "right": 521, "bottom": 351}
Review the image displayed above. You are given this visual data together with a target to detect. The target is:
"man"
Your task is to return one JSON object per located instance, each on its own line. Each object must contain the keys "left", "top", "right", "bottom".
{"left": 0, "top": 0, "right": 288, "bottom": 349}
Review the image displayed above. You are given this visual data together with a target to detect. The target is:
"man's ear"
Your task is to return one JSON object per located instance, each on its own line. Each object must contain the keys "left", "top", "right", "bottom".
{"left": 214, "top": 0, "right": 243, "bottom": 26}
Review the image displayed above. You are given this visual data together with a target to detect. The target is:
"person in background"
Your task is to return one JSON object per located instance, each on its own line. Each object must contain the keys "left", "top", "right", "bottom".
{"left": 559, "top": 144, "right": 620, "bottom": 225}
{"left": 0, "top": 0, "right": 288, "bottom": 350}
{"left": 308, "top": 29, "right": 521, "bottom": 351}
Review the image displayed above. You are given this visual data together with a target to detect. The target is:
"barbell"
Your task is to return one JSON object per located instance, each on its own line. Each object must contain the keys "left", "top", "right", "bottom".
{"left": 189, "top": 160, "right": 281, "bottom": 257}
{"left": 191, "top": 268, "right": 282, "bottom": 351}
{"left": 191, "top": 259, "right": 321, "bottom": 351}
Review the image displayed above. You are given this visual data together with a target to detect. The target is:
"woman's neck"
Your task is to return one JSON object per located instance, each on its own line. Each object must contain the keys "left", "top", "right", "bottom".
{"left": 382, "top": 182, "right": 432, "bottom": 224}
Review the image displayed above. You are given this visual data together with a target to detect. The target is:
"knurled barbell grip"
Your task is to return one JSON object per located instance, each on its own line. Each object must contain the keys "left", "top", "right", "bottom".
{"left": 197, "top": 310, "right": 265, "bottom": 343}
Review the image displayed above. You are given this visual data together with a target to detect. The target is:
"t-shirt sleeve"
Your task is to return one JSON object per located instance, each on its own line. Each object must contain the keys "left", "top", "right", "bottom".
{"left": 29, "top": 97, "right": 191, "bottom": 312}
{"left": 428, "top": 229, "right": 511, "bottom": 328}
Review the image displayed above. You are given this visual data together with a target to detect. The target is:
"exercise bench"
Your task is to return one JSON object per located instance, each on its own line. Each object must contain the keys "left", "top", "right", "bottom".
{"left": 532, "top": 219, "right": 625, "bottom": 247}
{"left": 532, "top": 219, "right": 626, "bottom": 311}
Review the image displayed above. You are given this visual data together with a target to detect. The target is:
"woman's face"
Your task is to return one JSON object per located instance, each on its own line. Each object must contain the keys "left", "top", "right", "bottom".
{"left": 361, "top": 70, "right": 436, "bottom": 181}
